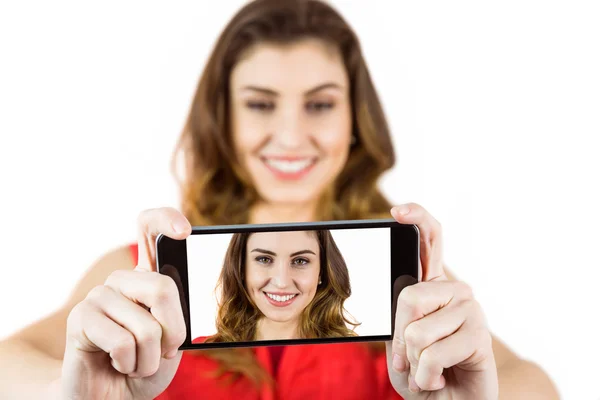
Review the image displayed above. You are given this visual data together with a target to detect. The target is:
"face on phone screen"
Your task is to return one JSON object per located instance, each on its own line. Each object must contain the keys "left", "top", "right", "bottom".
{"left": 157, "top": 221, "right": 418, "bottom": 349}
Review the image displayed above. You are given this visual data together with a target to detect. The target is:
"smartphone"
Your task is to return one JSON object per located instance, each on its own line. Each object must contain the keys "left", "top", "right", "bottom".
{"left": 156, "top": 219, "right": 419, "bottom": 350}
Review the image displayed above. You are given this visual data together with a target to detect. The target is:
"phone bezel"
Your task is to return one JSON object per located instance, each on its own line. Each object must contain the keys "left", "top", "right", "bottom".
{"left": 156, "top": 219, "right": 419, "bottom": 350}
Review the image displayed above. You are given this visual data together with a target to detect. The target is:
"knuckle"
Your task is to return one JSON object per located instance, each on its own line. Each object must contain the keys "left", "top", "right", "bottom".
{"left": 415, "top": 372, "right": 439, "bottom": 392}
{"left": 392, "top": 333, "right": 406, "bottom": 350}
{"left": 415, "top": 351, "right": 443, "bottom": 390}
{"left": 137, "top": 209, "right": 152, "bottom": 226}
{"left": 111, "top": 333, "right": 136, "bottom": 359}
{"left": 419, "top": 347, "right": 440, "bottom": 369}
{"left": 467, "top": 327, "right": 493, "bottom": 364}
{"left": 459, "top": 298, "right": 477, "bottom": 313}
{"left": 105, "top": 269, "right": 126, "bottom": 286}
{"left": 154, "top": 274, "right": 177, "bottom": 303}
{"left": 398, "top": 285, "right": 418, "bottom": 307}
{"left": 465, "top": 298, "right": 483, "bottom": 317}
{"left": 407, "top": 202, "right": 420, "bottom": 210}
{"left": 137, "top": 321, "right": 163, "bottom": 345}
{"left": 399, "top": 284, "right": 425, "bottom": 319}
{"left": 403, "top": 323, "right": 425, "bottom": 348}
{"left": 475, "top": 327, "right": 493, "bottom": 349}
{"left": 170, "top": 328, "right": 187, "bottom": 348}
{"left": 66, "top": 302, "right": 87, "bottom": 332}
{"left": 457, "top": 297, "right": 487, "bottom": 326}
{"left": 454, "top": 281, "right": 474, "bottom": 299}
{"left": 86, "top": 285, "right": 110, "bottom": 303}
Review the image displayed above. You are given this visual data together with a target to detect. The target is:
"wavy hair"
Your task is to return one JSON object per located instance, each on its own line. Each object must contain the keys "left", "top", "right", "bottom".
{"left": 175, "top": 0, "right": 394, "bottom": 387}
{"left": 173, "top": 0, "right": 395, "bottom": 228}
{"left": 206, "top": 230, "right": 359, "bottom": 343}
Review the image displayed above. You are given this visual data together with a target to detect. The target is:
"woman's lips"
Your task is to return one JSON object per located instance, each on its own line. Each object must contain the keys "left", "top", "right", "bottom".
{"left": 263, "top": 291, "right": 299, "bottom": 307}
{"left": 261, "top": 157, "right": 317, "bottom": 180}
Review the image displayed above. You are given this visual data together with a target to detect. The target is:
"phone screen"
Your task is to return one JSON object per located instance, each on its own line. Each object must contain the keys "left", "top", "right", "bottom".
{"left": 157, "top": 219, "right": 418, "bottom": 349}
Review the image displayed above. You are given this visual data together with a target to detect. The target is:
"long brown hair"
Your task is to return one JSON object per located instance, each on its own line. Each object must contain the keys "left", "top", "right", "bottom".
{"left": 174, "top": 0, "right": 395, "bottom": 227}
{"left": 207, "top": 230, "right": 359, "bottom": 343}
{"left": 173, "top": 0, "right": 395, "bottom": 387}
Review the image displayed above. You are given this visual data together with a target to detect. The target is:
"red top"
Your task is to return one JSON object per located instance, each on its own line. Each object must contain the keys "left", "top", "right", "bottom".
{"left": 129, "top": 244, "right": 402, "bottom": 400}
{"left": 268, "top": 346, "right": 285, "bottom": 376}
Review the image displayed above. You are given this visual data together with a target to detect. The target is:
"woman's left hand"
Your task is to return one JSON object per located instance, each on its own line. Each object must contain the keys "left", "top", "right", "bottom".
{"left": 386, "top": 203, "right": 499, "bottom": 399}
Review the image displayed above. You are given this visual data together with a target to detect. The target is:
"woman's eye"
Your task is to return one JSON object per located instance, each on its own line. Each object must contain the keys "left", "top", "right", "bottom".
{"left": 246, "top": 101, "right": 275, "bottom": 111}
{"left": 292, "top": 258, "right": 309, "bottom": 266}
{"left": 255, "top": 256, "right": 272, "bottom": 264}
{"left": 306, "top": 101, "right": 334, "bottom": 113}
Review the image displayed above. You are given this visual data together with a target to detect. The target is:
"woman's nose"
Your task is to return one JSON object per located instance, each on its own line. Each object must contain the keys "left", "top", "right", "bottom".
{"left": 270, "top": 261, "right": 292, "bottom": 288}
{"left": 273, "top": 106, "right": 307, "bottom": 149}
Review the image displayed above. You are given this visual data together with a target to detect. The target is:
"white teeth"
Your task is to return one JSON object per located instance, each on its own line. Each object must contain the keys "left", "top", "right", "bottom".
{"left": 264, "top": 158, "right": 314, "bottom": 173}
{"left": 266, "top": 293, "right": 297, "bottom": 302}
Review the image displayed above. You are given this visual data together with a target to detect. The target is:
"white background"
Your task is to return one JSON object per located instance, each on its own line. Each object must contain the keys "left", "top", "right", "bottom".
{"left": 0, "top": 1, "right": 599, "bottom": 399}
{"left": 186, "top": 228, "right": 391, "bottom": 339}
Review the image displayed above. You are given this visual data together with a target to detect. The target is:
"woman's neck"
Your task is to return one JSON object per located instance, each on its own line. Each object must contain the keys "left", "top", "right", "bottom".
{"left": 256, "top": 318, "right": 300, "bottom": 341}
{"left": 249, "top": 201, "right": 318, "bottom": 224}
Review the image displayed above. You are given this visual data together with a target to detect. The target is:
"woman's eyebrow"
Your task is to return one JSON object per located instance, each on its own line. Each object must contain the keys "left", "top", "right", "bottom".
{"left": 241, "top": 86, "right": 278, "bottom": 96}
{"left": 251, "top": 248, "right": 276, "bottom": 256}
{"left": 250, "top": 248, "right": 316, "bottom": 257}
{"left": 238, "top": 82, "right": 344, "bottom": 96}
{"left": 304, "top": 82, "right": 344, "bottom": 95}
{"left": 290, "top": 249, "right": 316, "bottom": 257}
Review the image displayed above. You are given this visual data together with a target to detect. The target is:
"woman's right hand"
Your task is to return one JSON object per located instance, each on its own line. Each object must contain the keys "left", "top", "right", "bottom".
{"left": 60, "top": 208, "right": 191, "bottom": 400}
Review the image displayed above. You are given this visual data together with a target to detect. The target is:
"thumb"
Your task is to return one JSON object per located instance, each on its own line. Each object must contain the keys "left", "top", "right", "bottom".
{"left": 136, "top": 207, "right": 191, "bottom": 272}
{"left": 391, "top": 204, "right": 446, "bottom": 282}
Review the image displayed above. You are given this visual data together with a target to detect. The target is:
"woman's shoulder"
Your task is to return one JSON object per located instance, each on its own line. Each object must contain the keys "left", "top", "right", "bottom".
{"left": 64, "top": 244, "right": 136, "bottom": 309}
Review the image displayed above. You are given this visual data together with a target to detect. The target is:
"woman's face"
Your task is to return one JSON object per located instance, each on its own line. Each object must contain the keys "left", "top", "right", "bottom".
{"left": 244, "top": 231, "right": 321, "bottom": 325}
{"left": 230, "top": 38, "right": 352, "bottom": 207}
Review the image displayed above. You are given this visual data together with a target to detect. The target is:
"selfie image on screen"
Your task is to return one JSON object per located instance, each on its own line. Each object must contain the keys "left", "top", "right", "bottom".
{"left": 185, "top": 227, "right": 393, "bottom": 343}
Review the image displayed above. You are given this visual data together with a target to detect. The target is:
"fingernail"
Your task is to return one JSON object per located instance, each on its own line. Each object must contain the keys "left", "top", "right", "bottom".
{"left": 172, "top": 219, "right": 189, "bottom": 234}
{"left": 394, "top": 205, "right": 410, "bottom": 216}
{"left": 110, "top": 358, "right": 123, "bottom": 373}
{"left": 409, "top": 374, "right": 421, "bottom": 393}
{"left": 392, "top": 353, "right": 406, "bottom": 372}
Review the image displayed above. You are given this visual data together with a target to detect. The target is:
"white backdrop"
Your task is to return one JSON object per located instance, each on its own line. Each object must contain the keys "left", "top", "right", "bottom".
{"left": 0, "top": 1, "right": 599, "bottom": 399}
{"left": 186, "top": 228, "right": 391, "bottom": 339}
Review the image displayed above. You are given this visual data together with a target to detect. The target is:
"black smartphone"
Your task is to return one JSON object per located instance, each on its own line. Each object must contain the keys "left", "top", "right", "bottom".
{"left": 156, "top": 219, "right": 419, "bottom": 350}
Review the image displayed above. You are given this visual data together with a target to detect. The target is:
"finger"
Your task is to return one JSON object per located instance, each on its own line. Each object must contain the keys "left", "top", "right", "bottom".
{"left": 414, "top": 324, "right": 493, "bottom": 391}
{"left": 136, "top": 207, "right": 191, "bottom": 272}
{"left": 391, "top": 203, "right": 445, "bottom": 281}
{"left": 105, "top": 270, "right": 187, "bottom": 357}
{"left": 392, "top": 281, "right": 473, "bottom": 378}
{"left": 403, "top": 298, "right": 475, "bottom": 392}
{"left": 385, "top": 341, "right": 412, "bottom": 397}
{"left": 86, "top": 285, "right": 163, "bottom": 378}
{"left": 67, "top": 302, "right": 137, "bottom": 375}
{"left": 404, "top": 298, "right": 473, "bottom": 368}
{"left": 409, "top": 363, "right": 421, "bottom": 394}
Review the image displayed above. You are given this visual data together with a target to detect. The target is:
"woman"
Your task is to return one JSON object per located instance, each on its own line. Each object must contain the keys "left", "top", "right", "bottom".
{"left": 203, "top": 230, "right": 359, "bottom": 343}
{"left": 0, "top": 0, "right": 558, "bottom": 399}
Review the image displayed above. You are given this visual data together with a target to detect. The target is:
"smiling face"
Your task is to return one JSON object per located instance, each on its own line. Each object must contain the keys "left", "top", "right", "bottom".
{"left": 230, "top": 38, "right": 353, "bottom": 209}
{"left": 244, "top": 231, "right": 321, "bottom": 329}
